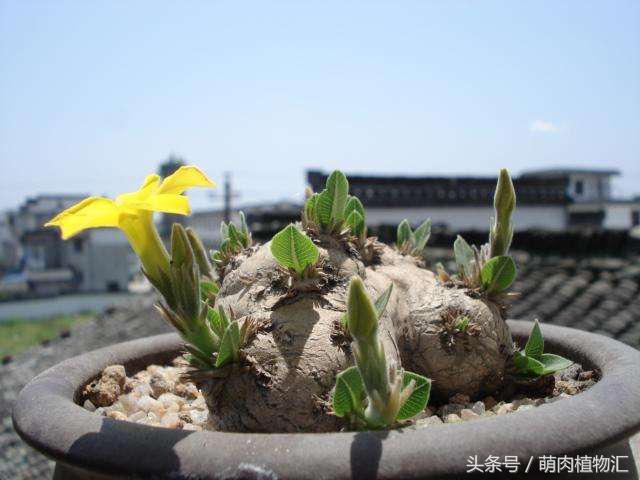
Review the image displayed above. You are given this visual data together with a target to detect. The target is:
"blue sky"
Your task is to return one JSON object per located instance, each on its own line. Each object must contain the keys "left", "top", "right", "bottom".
{"left": 1, "top": 0, "right": 638, "bottom": 212}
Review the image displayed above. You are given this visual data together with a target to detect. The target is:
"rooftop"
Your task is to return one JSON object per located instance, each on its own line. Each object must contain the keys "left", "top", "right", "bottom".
{"left": 307, "top": 170, "right": 569, "bottom": 207}
{"left": 520, "top": 168, "right": 621, "bottom": 178}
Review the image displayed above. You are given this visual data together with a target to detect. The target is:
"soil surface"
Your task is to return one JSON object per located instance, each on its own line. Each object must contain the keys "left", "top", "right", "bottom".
{"left": 83, "top": 356, "right": 597, "bottom": 431}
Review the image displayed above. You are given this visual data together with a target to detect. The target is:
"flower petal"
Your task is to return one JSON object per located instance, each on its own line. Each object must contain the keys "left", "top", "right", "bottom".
{"left": 116, "top": 174, "right": 161, "bottom": 205}
{"left": 45, "top": 197, "right": 121, "bottom": 239}
{"left": 158, "top": 166, "right": 215, "bottom": 195}
{"left": 128, "top": 194, "right": 191, "bottom": 215}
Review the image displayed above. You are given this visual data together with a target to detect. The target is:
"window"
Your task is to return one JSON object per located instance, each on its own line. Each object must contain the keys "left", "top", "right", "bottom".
{"left": 575, "top": 180, "right": 584, "bottom": 196}
{"left": 632, "top": 211, "right": 640, "bottom": 227}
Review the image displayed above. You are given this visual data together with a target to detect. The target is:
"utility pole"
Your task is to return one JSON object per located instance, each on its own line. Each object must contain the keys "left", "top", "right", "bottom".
{"left": 223, "top": 172, "right": 232, "bottom": 223}
{"left": 209, "top": 172, "right": 240, "bottom": 222}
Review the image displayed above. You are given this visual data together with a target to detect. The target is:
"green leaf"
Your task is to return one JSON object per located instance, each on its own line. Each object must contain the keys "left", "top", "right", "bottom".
{"left": 201, "top": 281, "right": 219, "bottom": 298}
{"left": 396, "top": 371, "right": 431, "bottom": 421}
{"left": 184, "top": 345, "right": 214, "bottom": 368}
{"left": 171, "top": 224, "right": 192, "bottom": 267}
{"left": 396, "top": 219, "right": 412, "bottom": 248}
{"left": 207, "top": 306, "right": 225, "bottom": 338}
{"left": 539, "top": 353, "right": 573, "bottom": 375}
{"left": 340, "top": 312, "right": 349, "bottom": 328}
{"left": 345, "top": 196, "right": 365, "bottom": 220}
{"left": 239, "top": 211, "right": 249, "bottom": 237}
{"left": 374, "top": 284, "right": 393, "bottom": 319}
{"left": 211, "top": 250, "right": 223, "bottom": 262}
{"left": 218, "top": 238, "right": 231, "bottom": 254}
{"left": 481, "top": 255, "right": 517, "bottom": 294}
{"left": 270, "top": 224, "right": 319, "bottom": 275}
{"left": 325, "top": 170, "right": 349, "bottom": 224}
{"left": 219, "top": 221, "right": 229, "bottom": 241}
{"left": 514, "top": 350, "right": 545, "bottom": 376}
{"left": 304, "top": 194, "right": 319, "bottom": 223}
{"left": 453, "top": 235, "right": 475, "bottom": 277}
{"left": 524, "top": 320, "right": 544, "bottom": 360}
{"left": 455, "top": 316, "right": 470, "bottom": 332}
{"left": 316, "top": 190, "right": 334, "bottom": 229}
{"left": 215, "top": 321, "right": 241, "bottom": 367}
{"left": 345, "top": 210, "right": 365, "bottom": 237}
{"left": 218, "top": 305, "right": 230, "bottom": 331}
{"left": 227, "top": 223, "right": 244, "bottom": 251}
{"left": 347, "top": 277, "right": 379, "bottom": 340}
{"left": 411, "top": 219, "right": 432, "bottom": 253}
{"left": 332, "top": 366, "right": 365, "bottom": 417}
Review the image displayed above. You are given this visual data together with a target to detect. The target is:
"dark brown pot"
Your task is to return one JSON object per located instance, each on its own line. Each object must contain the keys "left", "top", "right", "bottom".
{"left": 12, "top": 321, "right": 640, "bottom": 479}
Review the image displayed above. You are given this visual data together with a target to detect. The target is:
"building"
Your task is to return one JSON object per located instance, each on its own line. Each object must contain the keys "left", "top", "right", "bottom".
{"left": 307, "top": 168, "right": 640, "bottom": 232}
{"left": 186, "top": 210, "right": 240, "bottom": 248}
{"left": 186, "top": 202, "right": 301, "bottom": 246}
{"left": 5, "top": 195, "right": 134, "bottom": 295}
{"left": 0, "top": 212, "right": 21, "bottom": 272}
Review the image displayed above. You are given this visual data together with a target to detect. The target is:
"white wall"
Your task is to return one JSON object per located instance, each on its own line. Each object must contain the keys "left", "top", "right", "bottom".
{"left": 365, "top": 206, "right": 567, "bottom": 231}
{"left": 187, "top": 210, "right": 240, "bottom": 246}
{"left": 568, "top": 174, "right": 611, "bottom": 203}
{"left": 603, "top": 203, "right": 640, "bottom": 229}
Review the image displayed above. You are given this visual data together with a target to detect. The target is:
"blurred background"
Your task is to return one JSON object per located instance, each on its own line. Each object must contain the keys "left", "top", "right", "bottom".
{"left": 0, "top": 1, "right": 639, "bottom": 477}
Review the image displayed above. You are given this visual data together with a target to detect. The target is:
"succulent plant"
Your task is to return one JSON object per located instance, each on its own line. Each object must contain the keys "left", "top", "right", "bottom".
{"left": 154, "top": 224, "right": 255, "bottom": 373}
{"left": 440, "top": 170, "right": 518, "bottom": 301}
{"left": 48, "top": 165, "right": 540, "bottom": 434}
{"left": 395, "top": 218, "right": 432, "bottom": 257}
{"left": 332, "top": 278, "right": 430, "bottom": 429}
{"left": 514, "top": 319, "right": 573, "bottom": 377}
{"left": 210, "top": 211, "right": 253, "bottom": 277}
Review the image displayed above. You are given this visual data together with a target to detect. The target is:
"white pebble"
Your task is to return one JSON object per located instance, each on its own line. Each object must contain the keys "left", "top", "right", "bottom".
{"left": 495, "top": 403, "right": 514, "bottom": 415}
{"left": 182, "top": 423, "right": 203, "bottom": 431}
{"left": 417, "top": 415, "right": 443, "bottom": 427}
{"left": 106, "top": 411, "right": 127, "bottom": 421}
{"left": 128, "top": 411, "right": 146, "bottom": 422}
{"left": 191, "top": 396, "right": 207, "bottom": 410}
{"left": 444, "top": 413, "right": 461, "bottom": 423}
{"left": 460, "top": 409, "right": 480, "bottom": 421}
{"left": 470, "top": 401, "right": 485, "bottom": 415}
{"left": 160, "top": 412, "right": 183, "bottom": 429}
{"left": 157, "top": 393, "right": 185, "bottom": 408}
{"left": 189, "top": 409, "right": 209, "bottom": 426}
{"left": 136, "top": 395, "right": 164, "bottom": 416}
{"left": 132, "top": 383, "right": 152, "bottom": 397}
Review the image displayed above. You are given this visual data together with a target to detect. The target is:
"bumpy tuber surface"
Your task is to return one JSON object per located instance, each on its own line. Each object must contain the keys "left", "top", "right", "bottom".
{"left": 199, "top": 235, "right": 514, "bottom": 433}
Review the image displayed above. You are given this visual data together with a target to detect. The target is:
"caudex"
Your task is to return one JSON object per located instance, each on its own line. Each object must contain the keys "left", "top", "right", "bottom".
{"left": 47, "top": 166, "right": 571, "bottom": 432}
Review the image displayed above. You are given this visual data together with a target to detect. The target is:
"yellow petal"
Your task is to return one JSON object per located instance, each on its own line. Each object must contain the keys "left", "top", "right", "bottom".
{"left": 127, "top": 194, "right": 191, "bottom": 215}
{"left": 116, "top": 174, "right": 161, "bottom": 205}
{"left": 157, "top": 165, "right": 215, "bottom": 195}
{"left": 45, "top": 197, "right": 121, "bottom": 239}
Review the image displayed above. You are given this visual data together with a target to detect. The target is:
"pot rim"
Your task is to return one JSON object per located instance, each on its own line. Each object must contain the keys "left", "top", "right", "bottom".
{"left": 12, "top": 320, "right": 640, "bottom": 479}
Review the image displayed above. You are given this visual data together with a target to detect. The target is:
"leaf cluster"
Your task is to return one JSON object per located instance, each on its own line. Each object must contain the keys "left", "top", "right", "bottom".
{"left": 205, "top": 305, "right": 256, "bottom": 368}
{"left": 303, "top": 171, "right": 365, "bottom": 237}
{"left": 514, "top": 320, "right": 573, "bottom": 377}
{"left": 446, "top": 235, "right": 517, "bottom": 298}
{"left": 395, "top": 219, "right": 432, "bottom": 257}
{"left": 332, "top": 277, "right": 431, "bottom": 429}
{"left": 150, "top": 224, "right": 252, "bottom": 371}
{"left": 333, "top": 366, "right": 431, "bottom": 429}
{"left": 211, "top": 211, "right": 252, "bottom": 274}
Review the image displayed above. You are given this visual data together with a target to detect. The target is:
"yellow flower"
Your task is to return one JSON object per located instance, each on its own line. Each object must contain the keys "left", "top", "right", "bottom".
{"left": 45, "top": 165, "right": 215, "bottom": 284}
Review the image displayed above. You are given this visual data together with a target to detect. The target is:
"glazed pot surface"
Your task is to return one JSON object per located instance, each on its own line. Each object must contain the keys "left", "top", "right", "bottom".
{"left": 13, "top": 321, "right": 640, "bottom": 479}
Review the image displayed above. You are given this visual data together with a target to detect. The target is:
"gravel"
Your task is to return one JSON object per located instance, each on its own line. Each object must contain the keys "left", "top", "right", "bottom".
{"left": 86, "top": 359, "right": 210, "bottom": 431}
{"left": 415, "top": 365, "right": 596, "bottom": 428}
